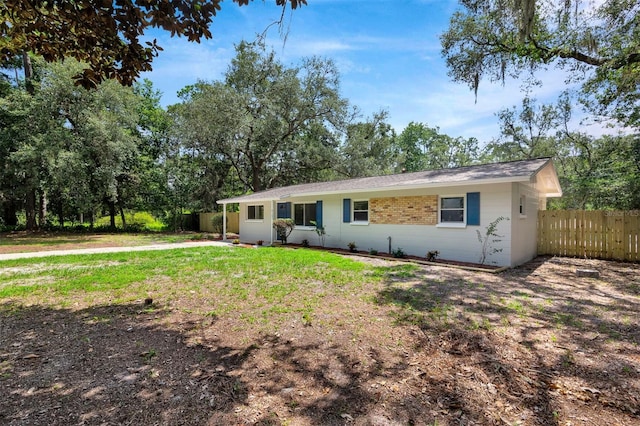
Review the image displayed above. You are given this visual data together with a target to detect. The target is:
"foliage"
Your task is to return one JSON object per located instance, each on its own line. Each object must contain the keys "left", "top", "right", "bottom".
{"left": 0, "top": 0, "right": 307, "bottom": 88}
{"left": 336, "top": 111, "right": 398, "bottom": 178}
{"left": 441, "top": 0, "right": 640, "bottom": 128}
{"left": 272, "top": 219, "right": 295, "bottom": 244}
{"left": 232, "top": 238, "right": 240, "bottom": 245}
{"left": 368, "top": 248, "right": 378, "bottom": 255}
{"left": 0, "top": 59, "right": 149, "bottom": 230}
{"left": 173, "top": 41, "right": 349, "bottom": 193}
{"left": 426, "top": 250, "right": 440, "bottom": 262}
{"left": 301, "top": 239, "right": 310, "bottom": 248}
{"left": 347, "top": 241, "right": 358, "bottom": 252}
{"left": 210, "top": 213, "right": 227, "bottom": 235}
{"left": 391, "top": 247, "right": 406, "bottom": 259}
{"left": 95, "top": 212, "right": 165, "bottom": 231}
{"left": 477, "top": 216, "right": 509, "bottom": 265}
{"left": 485, "top": 96, "right": 640, "bottom": 209}
{"left": 310, "top": 220, "right": 326, "bottom": 247}
{"left": 397, "top": 122, "right": 479, "bottom": 172}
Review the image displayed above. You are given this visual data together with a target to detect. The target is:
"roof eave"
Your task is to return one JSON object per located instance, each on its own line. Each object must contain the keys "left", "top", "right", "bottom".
{"left": 216, "top": 175, "right": 533, "bottom": 204}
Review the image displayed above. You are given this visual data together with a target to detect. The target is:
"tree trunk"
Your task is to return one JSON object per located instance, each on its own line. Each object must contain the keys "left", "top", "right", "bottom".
{"left": 2, "top": 199, "right": 18, "bottom": 226}
{"left": 252, "top": 167, "right": 261, "bottom": 192}
{"left": 109, "top": 202, "right": 116, "bottom": 228}
{"left": 119, "top": 205, "right": 127, "bottom": 229}
{"left": 58, "top": 202, "right": 65, "bottom": 227}
{"left": 38, "top": 190, "right": 47, "bottom": 227}
{"left": 25, "top": 189, "right": 37, "bottom": 230}
{"left": 23, "top": 51, "right": 38, "bottom": 230}
{"left": 22, "top": 51, "right": 34, "bottom": 95}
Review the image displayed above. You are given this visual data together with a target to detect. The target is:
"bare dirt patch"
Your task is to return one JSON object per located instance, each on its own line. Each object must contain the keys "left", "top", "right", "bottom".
{"left": 0, "top": 231, "right": 222, "bottom": 255}
{"left": 1, "top": 256, "right": 639, "bottom": 425}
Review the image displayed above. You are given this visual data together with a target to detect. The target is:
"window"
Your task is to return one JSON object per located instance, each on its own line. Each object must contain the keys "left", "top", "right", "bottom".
{"left": 247, "top": 205, "right": 264, "bottom": 220}
{"left": 440, "top": 196, "right": 464, "bottom": 223}
{"left": 353, "top": 200, "right": 369, "bottom": 222}
{"left": 519, "top": 195, "right": 526, "bottom": 216}
{"left": 294, "top": 203, "right": 316, "bottom": 227}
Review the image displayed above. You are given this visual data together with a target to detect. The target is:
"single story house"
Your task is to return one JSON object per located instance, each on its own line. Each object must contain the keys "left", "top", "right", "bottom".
{"left": 217, "top": 158, "right": 562, "bottom": 267}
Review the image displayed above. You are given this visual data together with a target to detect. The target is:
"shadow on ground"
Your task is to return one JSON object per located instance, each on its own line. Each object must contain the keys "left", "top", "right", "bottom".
{"left": 373, "top": 256, "right": 640, "bottom": 425}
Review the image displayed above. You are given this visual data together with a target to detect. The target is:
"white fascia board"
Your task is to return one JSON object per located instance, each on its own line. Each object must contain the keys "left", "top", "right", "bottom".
{"left": 275, "top": 176, "right": 532, "bottom": 200}
{"left": 218, "top": 176, "right": 535, "bottom": 204}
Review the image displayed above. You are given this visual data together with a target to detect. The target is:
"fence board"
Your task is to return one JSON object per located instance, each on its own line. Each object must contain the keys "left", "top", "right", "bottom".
{"left": 199, "top": 212, "right": 239, "bottom": 234}
{"left": 538, "top": 210, "right": 640, "bottom": 261}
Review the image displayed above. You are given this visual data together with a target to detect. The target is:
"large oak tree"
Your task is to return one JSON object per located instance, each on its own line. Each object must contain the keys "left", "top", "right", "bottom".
{"left": 441, "top": 0, "right": 640, "bottom": 128}
{"left": 1, "top": 0, "right": 307, "bottom": 88}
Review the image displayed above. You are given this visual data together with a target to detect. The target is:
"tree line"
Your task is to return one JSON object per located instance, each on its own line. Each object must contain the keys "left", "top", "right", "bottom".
{"left": 1, "top": 40, "right": 638, "bottom": 230}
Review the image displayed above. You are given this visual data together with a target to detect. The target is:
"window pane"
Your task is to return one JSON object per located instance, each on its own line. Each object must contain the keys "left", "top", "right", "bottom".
{"left": 257, "top": 205, "right": 264, "bottom": 219}
{"left": 294, "top": 204, "right": 304, "bottom": 226}
{"left": 353, "top": 211, "right": 369, "bottom": 221}
{"left": 353, "top": 200, "right": 368, "bottom": 211}
{"left": 248, "top": 206, "right": 256, "bottom": 220}
{"left": 304, "top": 204, "right": 316, "bottom": 226}
{"left": 441, "top": 197, "right": 463, "bottom": 209}
{"left": 441, "top": 209, "right": 464, "bottom": 222}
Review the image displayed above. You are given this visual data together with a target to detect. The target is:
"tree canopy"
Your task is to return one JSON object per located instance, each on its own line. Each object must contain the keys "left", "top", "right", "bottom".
{"left": 441, "top": 0, "right": 640, "bottom": 128}
{"left": 0, "top": 0, "right": 307, "bottom": 88}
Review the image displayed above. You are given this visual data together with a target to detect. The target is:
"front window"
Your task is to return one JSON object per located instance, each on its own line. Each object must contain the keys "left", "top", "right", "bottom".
{"left": 247, "top": 205, "right": 264, "bottom": 220}
{"left": 440, "top": 196, "right": 464, "bottom": 223}
{"left": 294, "top": 203, "right": 316, "bottom": 227}
{"left": 353, "top": 200, "right": 369, "bottom": 222}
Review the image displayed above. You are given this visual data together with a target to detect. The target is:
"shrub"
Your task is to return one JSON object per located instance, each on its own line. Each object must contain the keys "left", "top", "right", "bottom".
{"left": 392, "top": 247, "right": 406, "bottom": 258}
{"left": 211, "top": 212, "right": 227, "bottom": 234}
{"left": 310, "top": 220, "right": 326, "bottom": 247}
{"left": 273, "top": 219, "right": 295, "bottom": 244}
{"left": 95, "top": 211, "right": 165, "bottom": 231}
{"left": 477, "top": 216, "right": 509, "bottom": 264}
{"left": 301, "top": 239, "right": 310, "bottom": 247}
{"left": 232, "top": 238, "right": 240, "bottom": 245}
{"left": 426, "top": 250, "right": 439, "bottom": 261}
{"left": 347, "top": 241, "right": 357, "bottom": 252}
{"left": 368, "top": 248, "right": 378, "bottom": 255}
{"left": 256, "top": 240, "right": 264, "bottom": 246}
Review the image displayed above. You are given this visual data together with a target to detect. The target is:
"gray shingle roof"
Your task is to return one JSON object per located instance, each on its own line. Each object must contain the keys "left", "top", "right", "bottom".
{"left": 218, "top": 158, "right": 558, "bottom": 204}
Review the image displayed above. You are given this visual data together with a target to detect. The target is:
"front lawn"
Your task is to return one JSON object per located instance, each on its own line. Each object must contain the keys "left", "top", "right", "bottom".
{"left": 0, "top": 231, "right": 213, "bottom": 254}
{"left": 0, "top": 247, "right": 638, "bottom": 425}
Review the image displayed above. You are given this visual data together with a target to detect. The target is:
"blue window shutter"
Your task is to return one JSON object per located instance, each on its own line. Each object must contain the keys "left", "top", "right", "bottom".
{"left": 343, "top": 198, "right": 351, "bottom": 223}
{"left": 315, "top": 200, "right": 323, "bottom": 228}
{"left": 277, "top": 202, "right": 291, "bottom": 219}
{"left": 467, "top": 192, "right": 480, "bottom": 225}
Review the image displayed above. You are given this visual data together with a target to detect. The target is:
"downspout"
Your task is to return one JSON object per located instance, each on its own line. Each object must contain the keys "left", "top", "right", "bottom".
{"left": 222, "top": 203, "right": 228, "bottom": 242}
{"left": 270, "top": 200, "right": 275, "bottom": 246}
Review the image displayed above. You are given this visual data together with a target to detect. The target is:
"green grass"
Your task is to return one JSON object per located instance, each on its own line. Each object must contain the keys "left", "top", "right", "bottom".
{"left": 0, "top": 246, "right": 377, "bottom": 328}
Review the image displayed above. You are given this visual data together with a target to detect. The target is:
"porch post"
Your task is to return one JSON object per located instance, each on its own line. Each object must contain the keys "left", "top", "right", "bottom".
{"left": 270, "top": 200, "right": 274, "bottom": 245}
{"left": 222, "top": 203, "right": 227, "bottom": 241}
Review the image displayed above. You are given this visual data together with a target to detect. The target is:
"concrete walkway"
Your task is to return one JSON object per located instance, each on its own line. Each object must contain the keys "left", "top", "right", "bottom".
{"left": 0, "top": 240, "right": 232, "bottom": 261}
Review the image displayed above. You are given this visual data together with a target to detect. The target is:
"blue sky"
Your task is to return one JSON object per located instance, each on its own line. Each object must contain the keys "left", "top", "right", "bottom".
{"left": 141, "top": 0, "right": 587, "bottom": 144}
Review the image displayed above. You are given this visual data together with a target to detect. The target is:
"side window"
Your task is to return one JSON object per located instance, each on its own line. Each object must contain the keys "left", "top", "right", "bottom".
{"left": 352, "top": 200, "right": 369, "bottom": 222}
{"left": 247, "top": 205, "right": 264, "bottom": 220}
{"left": 440, "top": 196, "right": 464, "bottom": 223}
{"left": 519, "top": 195, "right": 526, "bottom": 216}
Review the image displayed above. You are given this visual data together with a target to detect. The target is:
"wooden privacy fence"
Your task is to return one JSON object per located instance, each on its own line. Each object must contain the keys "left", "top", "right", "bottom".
{"left": 538, "top": 210, "right": 640, "bottom": 261}
{"left": 199, "top": 212, "right": 239, "bottom": 234}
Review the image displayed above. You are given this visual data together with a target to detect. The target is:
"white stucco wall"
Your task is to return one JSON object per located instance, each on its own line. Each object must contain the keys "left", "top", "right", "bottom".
{"left": 509, "top": 182, "right": 541, "bottom": 267}
{"left": 237, "top": 183, "right": 534, "bottom": 266}
{"left": 237, "top": 201, "right": 274, "bottom": 244}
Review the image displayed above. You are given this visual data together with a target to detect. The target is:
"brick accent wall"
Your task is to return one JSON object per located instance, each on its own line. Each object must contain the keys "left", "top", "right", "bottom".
{"left": 370, "top": 195, "right": 438, "bottom": 225}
